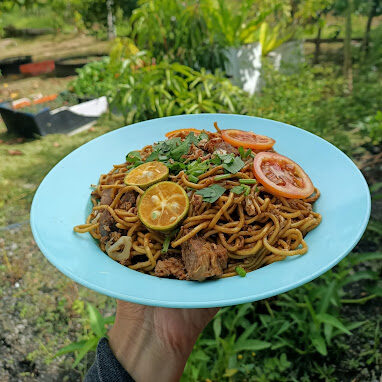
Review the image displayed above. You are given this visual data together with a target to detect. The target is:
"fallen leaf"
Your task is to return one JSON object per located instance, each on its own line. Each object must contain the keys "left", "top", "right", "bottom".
{"left": 53, "top": 142, "right": 60, "bottom": 147}
{"left": 8, "top": 149, "right": 23, "bottom": 155}
{"left": 16, "top": 137, "right": 24, "bottom": 143}
{"left": 89, "top": 127, "right": 95, "bottom": 132}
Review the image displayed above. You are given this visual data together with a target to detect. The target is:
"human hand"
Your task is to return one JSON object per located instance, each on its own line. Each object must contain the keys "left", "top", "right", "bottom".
{"left": 108, "top": 300, "right": 219, "bottom": 382}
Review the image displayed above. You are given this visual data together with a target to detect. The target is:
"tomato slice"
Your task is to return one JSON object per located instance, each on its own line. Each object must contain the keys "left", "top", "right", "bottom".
{"left": 222, "top": 129, "right": 275, "bottom": 150}
{"left": 165, "top": 128, "right": 201, "bottom": 138}
{"left": 253, "top": 152, "right": 314, "bottom": 199}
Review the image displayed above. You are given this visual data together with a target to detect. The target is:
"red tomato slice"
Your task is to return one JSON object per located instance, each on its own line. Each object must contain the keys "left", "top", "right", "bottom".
{"left": 253, "top": 152, "right": 314, "bottom": 199}
{"left": 165, "top": 128, "right": 201, "bottom": 138}
{"left": 222, "top": 129, "right": 275, "bottom": 150}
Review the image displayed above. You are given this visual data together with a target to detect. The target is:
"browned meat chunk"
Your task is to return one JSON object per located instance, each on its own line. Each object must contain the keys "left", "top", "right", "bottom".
{"left": 120, "top": 190, "right": 136, "bottom": 205}
{"left": 119, "top": 190, "right": 136, "bottom": 210}
{"left": 155, "top": 258, "right": 188, "bottom": 280}
{"left": 190, "top": 193, "right": 203, "bottom": 214}
{"left": 203, "top": 137, "right": 238, "bottom": 155}
{"left": 100, "top": 188, "right": 113, "bottom": 205}
{"left": 99, "top": 188, "right": 114, "bottom": 243}
{"left": 181, "top": 236, "right": 228, "bottom": 281}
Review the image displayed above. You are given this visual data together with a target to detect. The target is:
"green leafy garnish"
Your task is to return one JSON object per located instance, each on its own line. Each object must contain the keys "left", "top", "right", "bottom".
{"left": 167, "top": 161, "right": 186, "bottom": 172}
{"left": 223, "top": 156, "right": 245, "bottom": 174}
{"left": 186, "top": 159, "right": 210, "bottom": 178}
{"left": 126, "top": 151, "right": 143, "bottom": 166}
{"left": 231, "top": 185, "right": 250, "bottom": 196}
{"left": 188, "top": 174, "right": 199, "bottom": 183}
{"left": 196, "top": 184, "right": 226, "bottom": 203}
{"left": 238, "top": 146, "right": 253, "bottom": 160}
{"left": 235, "top": 266, "right": 247, "bottom": 277}
{"left": 199, "top": 132, "right": 209, "bottom": 141}
{"left": 161, "top": 236, "right": 171, "bottom": 253}
{"left": 161, "top": 229, "right": 179, "bottom": 253}
{"left": 239, "top": 179, "right": 257, "bottom": 185}
{"left": 218, "top": 153, "right": 235, "bottom": 164}
{"left": 214, "top": 174, "right": 232, "bottom": 181}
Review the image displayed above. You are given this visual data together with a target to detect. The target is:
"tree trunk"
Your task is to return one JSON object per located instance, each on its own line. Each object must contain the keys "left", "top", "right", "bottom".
{"left": 344, "top": 0, "right": 353, "bottom": 93}
{"left": 107, "top": 0, "right": 116, "bottom": 40}
{"left": 362, "top": 0, "right": 377, "bottom": 54}
{"left": 314, "top": 24, "right": 322, "bottom": 64}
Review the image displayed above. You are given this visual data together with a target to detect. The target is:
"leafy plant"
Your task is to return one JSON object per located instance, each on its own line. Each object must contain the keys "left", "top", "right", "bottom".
{"left": 259, "top": 22, "right": 293, "bottom": 56}
{"left": 182, "top": 250, "right": 382, "bottom": 381}
{"left": 54, "top": 303, "right": 114, "bottom": 367}
{"left": 128, "top": 0, "right": 226, "bottom": 71}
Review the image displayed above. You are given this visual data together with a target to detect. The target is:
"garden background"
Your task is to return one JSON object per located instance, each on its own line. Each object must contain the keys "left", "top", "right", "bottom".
{"left": 0, "top": 0, "right": 381, "bottom": 381}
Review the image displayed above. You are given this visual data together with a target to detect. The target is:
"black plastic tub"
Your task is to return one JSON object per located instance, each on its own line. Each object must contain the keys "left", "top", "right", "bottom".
{"left": 0, "top": 56, "right": 32, "bottom": 75}
{"left": 55, "top": 54, "right": 107, "bottom": 77}
{"left": 0, "top": 101, "right": 98, "bottom": 137}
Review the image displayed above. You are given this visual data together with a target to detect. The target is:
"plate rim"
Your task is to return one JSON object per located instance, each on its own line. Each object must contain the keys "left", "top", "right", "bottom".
{"left": 30, "top": 113, "right": 371, "bottom": 307}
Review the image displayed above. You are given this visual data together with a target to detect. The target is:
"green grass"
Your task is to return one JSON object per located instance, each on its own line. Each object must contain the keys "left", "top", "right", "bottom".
{"left": 0, "top": 114, "right": 123, "bottom": 227}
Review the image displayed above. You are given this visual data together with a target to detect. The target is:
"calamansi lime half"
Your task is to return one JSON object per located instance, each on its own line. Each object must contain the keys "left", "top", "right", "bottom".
{"left": 124, "top": 161, "right": 169, "bottom": 189}
{"left": 138, "top": 181, "right": 189, "bottom": 232}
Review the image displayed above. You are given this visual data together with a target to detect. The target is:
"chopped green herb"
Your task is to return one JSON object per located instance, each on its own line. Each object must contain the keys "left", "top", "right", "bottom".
{"left": 186, "top": 159, "right": 210, "bottom": 177}
{"left": 223, "top": 156, "right": 245, "bottom": 174}
{"left": 218, "top": 153, "right": 235, "bottom": 164}
{"left": 214, "top": 174, "right": 232, "bottom": 181}
{"left": 161, "top": 229, "right": 179, "bottom": 253}
{"left": 145, "top": 151, "right": 160, "bottom": 162}
{"left": 235, "top": 266, "right": 247, "bottom": 277}
{"left": 231, "top": 185, "right": 250, "bottom": 195}
{"left": 161, "top": 236, "right": 171, "bottom": 253}
{"left": 211, "top": 155, "right": 222, "bottom": 165}
{"left": 188, "top": 174, "right": 199, "bottom": 183}
{"left": 196, "top": 184, "right": 226, "bottom": 203}
{"left": 126, "top": 151, "right": 143, "bottom": 165}
{"left": 238, "top": 146, "right": 251, "bottom": 159}
{"left": 167, "top": 161, "right": 186, "bottom": 173}
{"left": 239, "top": 179, "right": 257, "bottom": 185}
{"left": 199, "top": 132, "right": 209, "bottom": 141}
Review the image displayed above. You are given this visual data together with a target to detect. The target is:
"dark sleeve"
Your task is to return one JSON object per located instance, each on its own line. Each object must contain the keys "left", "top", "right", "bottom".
{"left": 84, "top": 337, "right": 135, "bottom": 382}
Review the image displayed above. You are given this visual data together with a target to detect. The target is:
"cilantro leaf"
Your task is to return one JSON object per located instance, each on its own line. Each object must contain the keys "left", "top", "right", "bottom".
{"left": 196, "top": 184, "right": 226, "bottom": 203}
{"left": 218, "top": 153, "right": 235, "bottom": 164}
{"left": 126, "top": 151, "right": 143, "bottom": 167}
{"left": 238, "top": 146, "right": 252, "bottom": 160}
{"left": 231, "top": 185, "right": 250, "bottom": 195}
{"left": 223, "top": 156, "right": 245, "bottom": 174}
{"left": 166, "top": 161, "right": 186, "bottom": 173}
{"left": 186, "top": 159, "right": 210, "bottom": 177}
{"left": 199, "top": 132, "right": 209, "bottom": 141}
{"left": 211, "top": 155, "right": 222, "bottom": 165}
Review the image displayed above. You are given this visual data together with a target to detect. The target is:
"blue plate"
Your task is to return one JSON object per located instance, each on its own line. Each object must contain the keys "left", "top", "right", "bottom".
{"left": 30, "top": 114, "right": 371, "bottom": 308}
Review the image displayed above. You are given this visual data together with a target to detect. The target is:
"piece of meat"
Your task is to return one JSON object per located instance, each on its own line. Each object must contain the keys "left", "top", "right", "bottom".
{"left": 202, "top": 137, "right": 238, "bottom": 155}
{"left": 155, "top": 258, "right": 188, "bottom": 280}
{"left": 119, "top": 190, "right": 136, "bottom": 210}
{"left": 190, "top": 193, "right": 203, "bottom": 214}
{"left": 184, "top": 144, "right": 211, "bottom": 161}
{"left": 181, "top": 236, "right": 228, "bottom": 281}
{"left": 99, "top": 188, "right": 114, "bottom": 243}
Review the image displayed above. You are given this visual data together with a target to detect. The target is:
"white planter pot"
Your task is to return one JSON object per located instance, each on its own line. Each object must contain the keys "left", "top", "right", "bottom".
{"left": 268, "top": 40, "right": 304, "bottom": 74}
{"left": 224, "top": 43, "right": 262, "bottom": 95}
